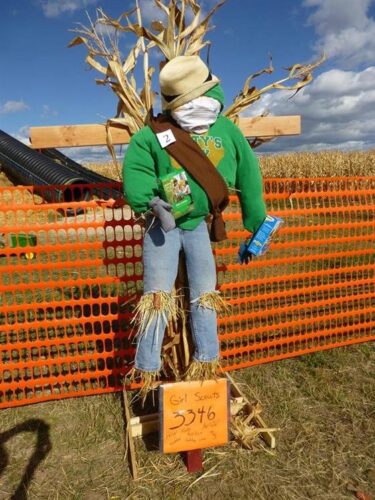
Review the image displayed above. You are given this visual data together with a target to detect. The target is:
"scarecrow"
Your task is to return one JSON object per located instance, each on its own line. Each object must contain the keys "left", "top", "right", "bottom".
{"left": 123, "top": 55, "right": 267, "bottom": 385}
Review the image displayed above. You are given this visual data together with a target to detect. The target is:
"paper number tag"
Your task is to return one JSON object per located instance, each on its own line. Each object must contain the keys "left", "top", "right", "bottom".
{"left": 156, "top": 129, "right": 176, "bottom": 148}
{"left": 159, "top": 378, "right": 230, "bottom": 454}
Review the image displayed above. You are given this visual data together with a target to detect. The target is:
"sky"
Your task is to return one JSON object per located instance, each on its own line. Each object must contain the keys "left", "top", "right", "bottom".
{"left": 1, "top": 0, "right": 375, "bottom": 163}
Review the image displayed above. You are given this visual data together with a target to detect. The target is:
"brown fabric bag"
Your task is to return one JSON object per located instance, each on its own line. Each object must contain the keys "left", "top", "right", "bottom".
{"left": 149, "top": 114, "right": 229, "bottom": 242}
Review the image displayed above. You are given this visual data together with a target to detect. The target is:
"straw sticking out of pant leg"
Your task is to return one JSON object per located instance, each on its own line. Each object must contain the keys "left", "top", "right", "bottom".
{"left": 184, "top": 359, "right": 221, "bottom": 381}
{"left": 193, "top": 291, "right": 231, "bottom": 315}
{"left": 137, "top": 370, "right": 161, "bottom": 405}
{"left": 132, "top": 291, "right": 180, "bottom": 341}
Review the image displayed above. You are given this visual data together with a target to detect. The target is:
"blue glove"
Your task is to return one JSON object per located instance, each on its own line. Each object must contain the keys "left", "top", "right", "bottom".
{"left": 238, "top": 238, "right": 253, "bottom": 264}
{"left": 149, "top": 196, "right": 176, "bottom": 232}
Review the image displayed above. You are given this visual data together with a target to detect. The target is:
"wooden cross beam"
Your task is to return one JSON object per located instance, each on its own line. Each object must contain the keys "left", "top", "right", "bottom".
{"left": 29, "top": 116, "right": 301, "bottom": 149}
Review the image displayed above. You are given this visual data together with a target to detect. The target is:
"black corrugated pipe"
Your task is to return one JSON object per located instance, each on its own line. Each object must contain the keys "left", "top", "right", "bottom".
{"left": 0, "top": 129, "right": 90, "bottom": 204}
{"left": 40, "top": 147, "right": 122, "bottom": 199}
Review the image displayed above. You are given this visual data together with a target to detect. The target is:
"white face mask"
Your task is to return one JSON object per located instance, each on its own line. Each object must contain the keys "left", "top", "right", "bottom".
{"left": 171, "top": 96, "right": 221, "bottom": 134}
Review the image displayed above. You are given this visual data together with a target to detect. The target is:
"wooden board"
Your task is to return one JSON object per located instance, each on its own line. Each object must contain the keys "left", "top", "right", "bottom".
{"left": 227, "top": 374, "right": 276, "bottom": 449}
{"left": 29, "top": 116, "right": 301, "bottom": 149}
{"left": 30, "top": 123, "right": 132, "bottom": 149}
{"left": 239, "top": 115, "right": 300, "bottom": 138}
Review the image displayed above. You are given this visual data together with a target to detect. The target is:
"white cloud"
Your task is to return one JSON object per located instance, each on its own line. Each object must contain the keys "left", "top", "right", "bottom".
{"left": 38, "top": 0, "right": 99, "bottom": 18}
{"left": 41, "top": 104, "right": 58, "bottom": 118}
{"left": 304, "top": 0, "right": 371, "bottom": 33}
{"left": 307, "top": 67, "right": 375, "bottom": 96}
{"left": 13, "top": 126, "right": 31, "bottom": 145}
{"left": 63, "top": 145, "right": 123, "bottom": 166}
{"left": 0, "top": 100, "right": 29, "bottom": 114}
{"left": 266, "top": 139, "right": 369, "bottom": 153}
{"left": 244, "top": 66, "right": 375, "bottom": 152}
{"left": 304, "top": 0, "right": 375, "bottom": 68}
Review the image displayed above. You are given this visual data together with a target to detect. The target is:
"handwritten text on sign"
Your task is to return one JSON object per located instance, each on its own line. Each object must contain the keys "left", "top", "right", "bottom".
{"left": 159, "top": 378, "right": 229, "bottom": 454}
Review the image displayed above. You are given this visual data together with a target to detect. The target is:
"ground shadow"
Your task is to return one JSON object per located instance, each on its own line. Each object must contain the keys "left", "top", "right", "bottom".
{"left": 0, "top": 418, "right": 52, "bottom": 500}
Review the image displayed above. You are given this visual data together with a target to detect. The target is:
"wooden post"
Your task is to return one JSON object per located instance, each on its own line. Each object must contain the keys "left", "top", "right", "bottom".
{"left": 184, "top": 449, "right": 204, "bottom": 473}
{"left": 122, "top": 387, "right": 139, "bottom": 480}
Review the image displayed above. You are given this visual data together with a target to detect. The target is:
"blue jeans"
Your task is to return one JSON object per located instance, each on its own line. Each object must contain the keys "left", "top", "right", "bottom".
{"left": 135, "top": 220, "right": 219, "bottom": 371}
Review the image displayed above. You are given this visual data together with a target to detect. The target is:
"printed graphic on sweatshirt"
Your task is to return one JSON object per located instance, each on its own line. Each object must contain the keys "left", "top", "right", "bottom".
{"left": 170, "top": 134, "right": 224, "bottom": 170}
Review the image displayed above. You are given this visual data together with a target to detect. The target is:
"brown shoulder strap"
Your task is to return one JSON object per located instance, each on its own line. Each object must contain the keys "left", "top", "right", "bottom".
{"left": 149, "top": 114, "right": 229, "bottom": 242}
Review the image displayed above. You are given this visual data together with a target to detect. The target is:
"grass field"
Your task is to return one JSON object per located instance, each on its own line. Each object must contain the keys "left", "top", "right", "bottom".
{"left": 0, "top": 344, "right": 374, "bottom": 500}
{"left": 0, "top": 151, "right": 374, "bottom": 499}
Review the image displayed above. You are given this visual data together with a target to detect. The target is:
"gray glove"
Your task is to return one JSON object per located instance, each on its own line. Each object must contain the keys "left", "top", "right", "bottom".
{"left": 148, "top": 196, "right": 176, "bottom": 232}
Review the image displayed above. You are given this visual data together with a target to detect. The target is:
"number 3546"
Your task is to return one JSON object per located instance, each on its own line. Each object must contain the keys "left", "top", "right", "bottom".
{"left": 169, "top": 406, "right": 216, "bottom": 430}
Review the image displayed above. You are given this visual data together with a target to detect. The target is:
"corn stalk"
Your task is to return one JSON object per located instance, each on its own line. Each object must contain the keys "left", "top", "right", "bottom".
{"left": 223, "top": 53, "right": 326, "bottom": 122}
{"left": 69, "top": 1, "right": 324, "bottom": 144}
{"left": 68, "top": 1, "right": 226, "bottom": 134}
{"left": 69, "top": 0, "right": 325, "bottom": 382}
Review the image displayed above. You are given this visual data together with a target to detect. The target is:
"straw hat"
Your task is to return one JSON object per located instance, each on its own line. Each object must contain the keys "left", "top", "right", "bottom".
{"left": 159, "top": 55, "right": 219, "bottom": 110}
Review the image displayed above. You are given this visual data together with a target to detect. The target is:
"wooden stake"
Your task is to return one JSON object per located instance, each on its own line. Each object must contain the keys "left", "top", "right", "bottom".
{"left": 122, "top": 388, "right": 139, "bottom": 480}
{"left": 184, "top": 449, "right": 204, "bottom": 473}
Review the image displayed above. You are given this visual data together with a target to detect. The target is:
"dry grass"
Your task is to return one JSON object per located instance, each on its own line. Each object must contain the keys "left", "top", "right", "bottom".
{"left": 0, "top": 170, "right": 15, "bottom": 188}
{"left": 0, "top": 343, "right": 374, "bottom": 499}
{"left": 84, "top": 162, "right": 122, "bottom": 181}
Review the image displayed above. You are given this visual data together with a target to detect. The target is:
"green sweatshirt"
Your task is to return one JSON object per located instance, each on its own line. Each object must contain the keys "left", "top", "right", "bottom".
{"left": 123, "top": 91, "right": 266, "bottom": 234}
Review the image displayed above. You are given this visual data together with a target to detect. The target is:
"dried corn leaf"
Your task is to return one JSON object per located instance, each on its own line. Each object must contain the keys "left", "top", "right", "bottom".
{"left": 69, "top": 0, "right": 229, "bottom": 141}
{"left": 224, "top": 53, "right": 326, "bottom": 122}
{"left": 151, "top": 19, "right": 165, "bottom": 32}
{"left": 166, "top": 2, "right": 176, "bottom": 56}
{"left": 128, "top": 24, "right": 166, "bottom": 50}
{"left": 179, "top": 4, "right": 202, "bottom": 39}
{"left": 242, "top": 58, "right": 273, "bottom": 95}
{"left": 68, "top": 35, "right": 88, "bottom": 48}
{"left": 85, "top": 55, "right": 108, "bottom": 75}
{"left": 190, "top": 0, "right": 202, "bottom": 14}
{"left": 123, "top": 39, "right": 142, "bottom": 74}
{"left": 155, "top": 0, "right": 171, "bottom": 17}
{"left": 96, "top": 7, "right": 136, "bottom": 32}
{"left": 175, "top": 2, "right": 185, "bottom": 32}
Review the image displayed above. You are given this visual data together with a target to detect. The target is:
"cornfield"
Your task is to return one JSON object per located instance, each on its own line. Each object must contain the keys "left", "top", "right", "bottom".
{"left": 84, "top": 150, "right": 375, "bottom": 180}
{"left": 260, "top": 150, "right": 375, "bottom": 177}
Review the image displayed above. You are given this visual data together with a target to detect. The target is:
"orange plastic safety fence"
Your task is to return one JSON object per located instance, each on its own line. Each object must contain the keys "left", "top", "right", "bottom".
{"left": 0, "top": 178, "right": 374, "bottom": 408}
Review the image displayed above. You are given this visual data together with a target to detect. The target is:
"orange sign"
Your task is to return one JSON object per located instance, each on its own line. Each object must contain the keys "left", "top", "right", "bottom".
{"left": 159, "top": 378, "right": 230, "bottom": 454}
